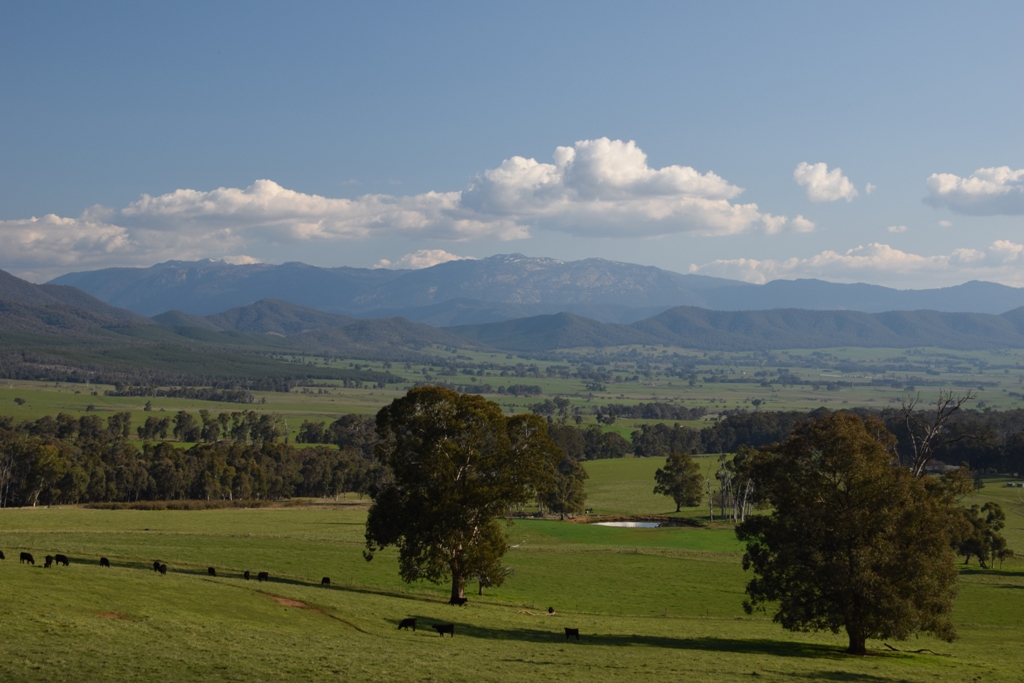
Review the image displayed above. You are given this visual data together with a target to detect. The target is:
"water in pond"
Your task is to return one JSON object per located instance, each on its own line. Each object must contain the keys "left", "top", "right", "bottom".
{"left": 591, "top": 521, "right": 662, "bottom": 528}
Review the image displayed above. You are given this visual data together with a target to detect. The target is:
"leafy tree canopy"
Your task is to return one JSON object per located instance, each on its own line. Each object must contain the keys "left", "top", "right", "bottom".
{"left": 956, "top": 502, "right": 1013, "bottom": 569}
{"left": 364, "top": 387, "right": 560, "bottom": 601}
{"left": 653, "top": 451, "right": 703, "bottom": 512}
{"left": 736, "top": 413, "right": 967, "bottom": 655}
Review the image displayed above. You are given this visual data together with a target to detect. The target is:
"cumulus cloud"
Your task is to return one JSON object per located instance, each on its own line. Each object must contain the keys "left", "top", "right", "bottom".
{"left": 790, "top": 215, "right": 816, "bottom": 233}
{"left": 374, "top": 249, "right": 475, "bottom": 270}
{"left": 0, "top": 138, "right": 801, "bottom": 280}
{"left": 793, "top": 162, "right": 859, "bottom": 202}
{"left": 887, "top": 225, "right": 907, "bottom": 233}
{"left": 460, "top": 138, "right": 786, "bottom": 237}
{"left": 221, "top": 255, "right": 262, "bottom": 265}
{"left": 925, "top": 166, "right": 1024, "bottom": 215}
{"left": 938, "top": 220, "right": 952, "bottom": 227}
{"left": 690, "top": 240, "right": 1024, "bottom": 285}
{"left": 865, "top": 183, "right": 876, "bottom": 195}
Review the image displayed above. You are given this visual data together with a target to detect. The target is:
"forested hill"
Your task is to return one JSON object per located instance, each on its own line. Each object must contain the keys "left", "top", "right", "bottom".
{"left": 447, "top": 306, "right": 1024, "bottom": 351}
{"left": 0, "top": 268, "right": 153, "bottom": 335}
{"left": 154, "top": 298, "right": 476, "bottom": 351}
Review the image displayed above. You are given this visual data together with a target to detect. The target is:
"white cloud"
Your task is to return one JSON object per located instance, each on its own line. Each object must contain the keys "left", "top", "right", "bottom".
{"left": 460, "top": 137, "right": 785, "bottom": 237}
{"left": 938, "top": 220, "right": 952, "bottom": 227}
{"left": 690, "top": 240, "right": 1024, "bottom": 285}
{"left": 887, "top": 225, "right": 907, "bottom": 233}
{"left": 1, "top": 138, "right": 801, "bottom": 280}
{"left": 925, "top": 166, "right": 1024, "bottom": 215}
{"left": 220, "top": 255, "right": 263, "bottom": 265}
{"left": 865, "top": 183, "right": 876, "bottom": 195}
{"left": 790, "top": 215, "right": 816, "bottom": 233}
{"left": 793, "top": 162, "right": 859, "bottom": 202}
{"left": 990, "top": 239, "right": 1024, "bottom": 262}
{"left": 374, "top": 249, "right": 475, "bottom": 270}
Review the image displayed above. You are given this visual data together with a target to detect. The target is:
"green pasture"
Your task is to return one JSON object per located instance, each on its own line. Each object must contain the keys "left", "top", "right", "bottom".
{"left": 8, "top": 345, "right": 1024, "bottom": 438}
{"left": 583, "top": 456, "right": 722, "bottom": 518}
{"left": 2, "top": 462, "right": 1023, "bottom": 681}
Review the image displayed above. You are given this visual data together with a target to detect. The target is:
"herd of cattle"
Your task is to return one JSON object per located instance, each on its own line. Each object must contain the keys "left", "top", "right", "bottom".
{"left": 9, "top": 549, "right": 282, "bottom": 584}
{"left": 2, "top": 548, "right": 581, "bottom": 640}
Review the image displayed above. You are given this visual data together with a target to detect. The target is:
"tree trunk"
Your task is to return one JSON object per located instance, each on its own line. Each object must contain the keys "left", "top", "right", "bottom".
{"left": 846, "top": 629, "right": 866, "bottom": 656}
{"left": 450, "top": 571, "right": 465, "bottom": 602}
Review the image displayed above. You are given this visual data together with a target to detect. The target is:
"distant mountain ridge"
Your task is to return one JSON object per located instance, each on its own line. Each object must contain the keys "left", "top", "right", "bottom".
{"left": 448, "top": 306, "right": 1024, "bottom": 352}
{"left": 10, "top": 266, "right": 1024, "bottom": 354}
{"left": 49, "top": 255, "right": 1024, "bottom": 322}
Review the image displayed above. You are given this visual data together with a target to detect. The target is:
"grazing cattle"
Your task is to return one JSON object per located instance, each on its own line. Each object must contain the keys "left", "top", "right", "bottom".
{"left": 208, "top": 567, "right": 216, "bottom": 577}
{"left": 54, "top": 554, "right": 69, "bottom": 566}
{"left": 397, "top": 618, "right": 417, "bottom": 632}
{"left": 321, "top": 576, "right": 330, "bottom": 586}
{"left": 0, "top": 550, "right": 5, "bottom": 560}
{"left": 564, "top": 628, "right": 580, "bottom": 641}
{"left": 158, "top": 564, "right": 167, "bottom": 575}
{"left": 20, "top": 552, "right": 34, "bottom": 565}
{"left": 153, "top": 560, "right": 162, "bottom": 572}
{"left": 449, "top": 597, "right": 468, "bottom": 606}
{"left": 243, "top": 570, "right": 250, "bottom": 581}
{"left": 432, "top": 623, "right": 455, "bottom": 637}
{"left": 100, "top": 557, "right": 111, "bottom": 568}
{"left": 257, "top": 571, "right": 269, "bottom": 582}
{"left": 44, "top": 555, "right": 54, "bottom": 569}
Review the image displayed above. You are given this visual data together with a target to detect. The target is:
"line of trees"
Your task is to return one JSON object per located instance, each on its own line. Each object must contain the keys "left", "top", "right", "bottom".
{"left": 105, "top": 386, "right": 255, "bottom": 404}
{"left": 630, "top": 405, "right": 1024, "bottom": 475}
{"left": 0, "top": 413, "right": 381, "bottom": 507}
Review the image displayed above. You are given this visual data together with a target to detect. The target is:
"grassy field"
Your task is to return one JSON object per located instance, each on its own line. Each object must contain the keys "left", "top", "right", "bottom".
{"left": 1, "top": 462, "right": 1022, "bottom": 682}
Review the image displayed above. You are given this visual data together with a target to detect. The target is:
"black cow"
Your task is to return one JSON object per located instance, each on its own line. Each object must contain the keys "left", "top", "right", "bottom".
{"left": 54, "top": 554, "right": 69, "bottom": 566}
{"left": 257, "top": 571, "right": 269, "bottom": 582}
{"left": 100, "top": 557, "right": 111, "bottom": 568}
{"left": 449, "top": 597, "right": 468, "bottom": 606}
{"left": 44, "top": 555, "right": 54, "bottom": 568}
{"left": 0, "top": 550, "right": 5, "bottom": 560}
{"left": 153, "top": 560, "right": 162, "bottom": 572}
{"left": 432, "top": 623, "right": 455, "bottom": 637}
{"left": 564, "top": 628, "right": 580, "bottom": 641}
{"left": 20, "top": 552, "right": 34, "bottom": 565}
{"left": 208, "top": 567, "right": 216, "bottom": 577}
{"left": 158, "top": 564, "right": 167, "bottom": 575}
{"left": 397, "top": 618, "right": 417, "bottom": 632}
{"left": 243, "top": 570, "right": 250, "bottom": 581}
{"left": 321, "top": 576, "right": 330, "bottom": 586}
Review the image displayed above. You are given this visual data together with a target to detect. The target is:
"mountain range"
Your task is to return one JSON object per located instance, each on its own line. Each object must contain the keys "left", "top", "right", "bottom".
{"left": 50, "top": 254, "right": 1024, "bottom": 324}
{"left": 2, "top": 250, "right": 1024, "bottom": 367}
{"left": 5, "top": 265, "right": 1024, "bottom": 356}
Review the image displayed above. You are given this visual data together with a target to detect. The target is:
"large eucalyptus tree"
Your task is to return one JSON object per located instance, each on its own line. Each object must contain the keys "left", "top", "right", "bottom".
{"left": 364, "top": 387, "right": 559, "bottom": 602}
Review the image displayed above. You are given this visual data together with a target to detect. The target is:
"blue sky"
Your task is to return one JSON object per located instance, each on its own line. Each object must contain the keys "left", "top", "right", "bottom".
{"left": 2, "top": 1, "right": 1023, "bottom": 286}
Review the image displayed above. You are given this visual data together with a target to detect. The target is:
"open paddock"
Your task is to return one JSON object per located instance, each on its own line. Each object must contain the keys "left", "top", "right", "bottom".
{"left": 3, "top": 466, "right": 1023, "bottom": 682}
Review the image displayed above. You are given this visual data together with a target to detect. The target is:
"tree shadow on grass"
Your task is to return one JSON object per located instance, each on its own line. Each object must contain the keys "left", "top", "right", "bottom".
{"left": 789, "top": 672, "right": 902, "bottom": 682}
{"left": 958, "top": 567, "right": 1024, "bottom": 578}
{"left": 421, "top": 621, "right": 871, "bottom": 660}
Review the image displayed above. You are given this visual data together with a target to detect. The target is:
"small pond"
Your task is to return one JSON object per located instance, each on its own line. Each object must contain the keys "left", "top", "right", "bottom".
{"left": 590, "top": 521, "right": 663, "bottom": 528}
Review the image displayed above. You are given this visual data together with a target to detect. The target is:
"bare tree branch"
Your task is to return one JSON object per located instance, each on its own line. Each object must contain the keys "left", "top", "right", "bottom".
{"left": 900, "top": 389, "right": 974, "bottom": 477}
